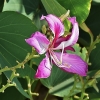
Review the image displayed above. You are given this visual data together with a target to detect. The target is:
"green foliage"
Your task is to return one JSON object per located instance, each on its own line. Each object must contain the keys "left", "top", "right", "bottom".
{"left": 0, "top": 11, "right": 37, "bottom": 67}
{"left": 3, "top": 0, "right": 47, "bottom": 29}
{"left": 57, "top": 0, "right": 92, "bottom": 24}
{"left": 41, "top": 66, "right": 74, "bottom": 97}
{"left": 3, "top": 0, "right": 39, "bottom": 19}
{"left": 41, "top": 0, "right": 67, "bottom": 16}
{"left": 0, "top": 0, "right": 4, "bottom": 12}
{"left": 90, "top": 42, "right": 100, "bottom": 70}
{"left": 0, "top": 0, "right": 100, "bottom": 100}
{"left": 0, "top": 11, "right": 37, "bottom": 98}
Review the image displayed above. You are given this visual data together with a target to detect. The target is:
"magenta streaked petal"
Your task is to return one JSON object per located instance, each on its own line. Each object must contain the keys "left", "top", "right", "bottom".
{"left": 54, "top": 17, "right": 79, "bottom": 50}
{"left": 41, "top": 14, "right": 64, "bottom": 38}
{"left": 68, "top": 17, "right": 79, "bottom": 45}
{"left": 53, "top": 52, "right": 88, "bottom": 76}
{"left": 25, "top": 32, "right": 50, "bottom": 54}
{"left": 35, "top": 55, "right": 52, "bottom": 78}
{"left": 54, "top": 35, "right": 70, "bottom": 48}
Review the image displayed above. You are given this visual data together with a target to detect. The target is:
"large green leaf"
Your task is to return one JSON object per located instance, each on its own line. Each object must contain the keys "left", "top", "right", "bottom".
{"left": 3, "top": 0, "right": 39, "bottom": 19}
{"left": 41, "top": 0, "right": 67, "bottom": 17}
{"left": 0, "top": 11, "right": 37, "bottom": 67}
{"left": 57, "top": 0, "right": 92, "bottom": 24}
{"left": 0, "top": 11, "right": 37, "bottom": 98}
{"left": 41, "top": 66, "right": 74, "bottom": 97}
{"left": 3, "top": 0, "right": 47, "bottom": 29}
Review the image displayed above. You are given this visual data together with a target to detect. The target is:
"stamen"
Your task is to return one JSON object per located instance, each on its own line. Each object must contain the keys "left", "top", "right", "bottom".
{"left": 60, "top": 43, "right": 64, "bottom": 63}
{"left": 49, "top": 50, "right": 62, "bottom": 66}
{"left": 49, "top": 53, "right": 53, "bottom": 67}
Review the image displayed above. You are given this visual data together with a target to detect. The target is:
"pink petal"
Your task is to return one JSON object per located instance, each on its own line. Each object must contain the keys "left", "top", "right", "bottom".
{"left": 41, "top": 14, "right": 64, "bottom": 38}
{"left": 35, "top": 54, "right": 52, "bottom": 78}
{"left": 53, "top": 52, "right": 88, "bottom": 76}
{"left": 54, "top": 35, "right": 70, "bottom": 48}
{"left": 25, "top": 32, "right": 50, "bottom": 54}
{"left": 54, "top": 17, "right": 79, "bottom": 50}
{"left": 64, "top": 46, "right": 75, "bottom": 52}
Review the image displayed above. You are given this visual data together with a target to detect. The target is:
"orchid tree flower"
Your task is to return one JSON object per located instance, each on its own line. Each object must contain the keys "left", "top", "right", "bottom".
{"left": 25, "top": 14, "right": 88, "bottom": 78}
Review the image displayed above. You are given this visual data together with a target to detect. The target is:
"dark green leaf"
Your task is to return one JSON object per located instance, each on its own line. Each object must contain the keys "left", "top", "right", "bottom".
{"left": 0, "top": 74, "right": 26, "bottom": 100}
{"left": 85, "top": 5, "right": 100, "bottom": 39}
{"left": 86, "top": 80, "right": 100, "bottom": 100}
{"left": 0, "top": 0, "right": 4, "bottom": 12}
{"left": 3, "top": 0, "right": 48, "bottom": 29}
{"left": 0, "top": 11, "right": 37, "bottom": 98}
{"left": 41, "top": 65, "right": 74, "bottom": 97}
{"left": 41, "top": 0, "right": 67, "bottom": 17}
{"left": 89, "top": 42, "right": 100, "bottom": 70}
{"left": 0, "top": 11, "right": 37, "bottom": 67}
{"left": 79, "top": 5, "right": 100, "bottom": 44}
{"left": 3, "top": 0, "right": 40, "bottom": 19}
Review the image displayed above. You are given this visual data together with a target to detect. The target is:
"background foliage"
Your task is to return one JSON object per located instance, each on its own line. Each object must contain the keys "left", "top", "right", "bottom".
{"left": 0, "top": 0, "right": 100, "bottom": 100}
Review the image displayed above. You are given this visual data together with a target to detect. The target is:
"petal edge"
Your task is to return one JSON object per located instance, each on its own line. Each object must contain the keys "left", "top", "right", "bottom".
{"left": 35, "top": 55, "right": 52, "bottom": 78}
{"left": 25, "top": 32, "right": 50, "bottom": 54}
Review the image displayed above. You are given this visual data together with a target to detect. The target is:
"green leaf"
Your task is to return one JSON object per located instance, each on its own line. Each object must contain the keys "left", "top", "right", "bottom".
{"left": 86, "top": 80, "right": 100, "bottom": 100}
{"left": 3, "top": 0, "right": 39, "bottom": 19}
{"left": 0, "top": 87, "right": 26, "bottom": 100}
{"left": 93, "top": 0, "right": 100, "bottom": 3}
{"left": 41, "top": 65, "right": 74, "bottom": 97}
{"left": 0, "top": 11, "right": 37, "bottom": 97}
{"left": 0, "top": 75, "right": 2, "bottom": 86}
{"left": 0, "top": 0, "right": 4, "bottom": 12}
{"left": 89, "top": 42, "right": 100, "bottom": 70}
{"left": 0, "top": 74, "right": 26, "bottom": 100}
{"left": 41, "top": 0, "right": 67, "bottom": 17}
{"left": 85, "top": 5, "right": 100, "bottom": 38}
{"left": 41, "top": 66, "right": 82, "bottom": 97}
{"left": 3, "top": 0, "right": 48, "bottom": 29}
{"left": 57, "top": 0, "right": 92, "bottom": 24}
{"left": 0, "top": 11, "right": 37, "bottom": 67}
{"left": 79, "top": 4, "right": 100, "bottom": 45}
{"left": 16, "top": 65, "right": 35, "bottom": 79}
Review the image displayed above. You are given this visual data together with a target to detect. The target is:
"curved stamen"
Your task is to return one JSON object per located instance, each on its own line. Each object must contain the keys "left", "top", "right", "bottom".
{"left": 60, "top": 43, "right": 64, "bottom": 63}
{"left": 49, "top": 49, "right": 62, "bottom": 66}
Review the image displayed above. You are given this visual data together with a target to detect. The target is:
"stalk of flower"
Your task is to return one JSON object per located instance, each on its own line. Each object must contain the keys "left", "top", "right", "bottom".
{"left": 25, "top": 14, "right": 88, "bottom": 78}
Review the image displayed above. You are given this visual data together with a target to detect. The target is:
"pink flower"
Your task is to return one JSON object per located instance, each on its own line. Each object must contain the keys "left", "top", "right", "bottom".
{"left": 25, "top": 14, "right": 88, "bottom": 78}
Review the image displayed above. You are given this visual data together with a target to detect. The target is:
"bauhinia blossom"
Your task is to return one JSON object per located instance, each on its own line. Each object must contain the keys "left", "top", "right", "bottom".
{"left": 25, "top": 14, "right": 88, "bottom": 78}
